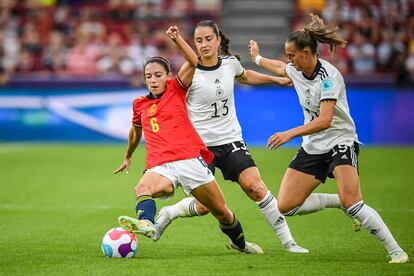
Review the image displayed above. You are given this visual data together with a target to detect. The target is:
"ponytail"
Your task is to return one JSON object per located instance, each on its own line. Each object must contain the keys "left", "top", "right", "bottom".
{"left": 219, "top": 32, "right": 240, "bottom": 60}
{"left": 288, "top": 14, "right": 347, "bottom": 55}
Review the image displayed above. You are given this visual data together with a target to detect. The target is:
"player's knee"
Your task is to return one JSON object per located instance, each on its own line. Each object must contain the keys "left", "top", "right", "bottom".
{"left": 134, "top": 183, "right": 151, "bottom": 197}
{"left": 240, "top": 178, "right": 267, "bottom": 202}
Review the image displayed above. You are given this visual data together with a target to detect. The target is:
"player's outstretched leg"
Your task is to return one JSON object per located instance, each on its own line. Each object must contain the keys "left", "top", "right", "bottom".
{"left": 256, "top": 191, "right": 308, "bottom": 253}
{"left": 347, "top": 201, "right": 409, "bottom": 264}
{"left": 284, "top": 193, "right": 343, "bottom": 216}
{"left": 118, "top": 195, "right": 157, "bottom": 238}
{"left": 299, "top": 193, "right": 361, "bottom": 232}
{"left": 283, "top": 193, "right": 361, "bottom": 232}
{"left": 153, "top": 197, "right": 203, "bottom": 241}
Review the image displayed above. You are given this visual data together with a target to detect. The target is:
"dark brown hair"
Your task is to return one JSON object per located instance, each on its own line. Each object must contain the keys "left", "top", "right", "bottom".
{"left": 195, "top": 20, "right": 240, "bottom": 60}
{"left": 143, "top": 56, "right": 171, "bottom": 75}
{"left": 287, "top": 14, "right": 347, "bottom": 55}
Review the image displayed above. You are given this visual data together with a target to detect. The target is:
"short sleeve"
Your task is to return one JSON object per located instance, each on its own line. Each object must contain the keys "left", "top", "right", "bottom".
{"left": 285, "top": 63, "right": 295, "bottom": 79}
{"left": 232, "top": 58, "right": 245, "bottom": 78}
{"left": 169, "top": 77, "right": 188, "bottom": 94}
{"left": 319, "top": 74, "right": 341, "bottom": 101}
{"left": 132, "top": 101, "right": 142, "bottom": 127}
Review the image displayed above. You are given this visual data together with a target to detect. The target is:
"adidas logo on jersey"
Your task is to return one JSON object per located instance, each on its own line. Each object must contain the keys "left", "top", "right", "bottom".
{"left": 215, "top": 78, "right": 220, "bottom": 84}
{"left": 341, "top": 154, "right": 348, "bottom": 160}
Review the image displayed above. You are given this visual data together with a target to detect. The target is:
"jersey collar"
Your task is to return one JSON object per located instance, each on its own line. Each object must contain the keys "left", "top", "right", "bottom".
{"left": 146, "top": 92, "right": 163, "bottom": 99}
{"left": 302, "top": 59, "right": 322, "bottom": 80}
{"left": 197, "top": 57, "right": 222, "bottom": 71}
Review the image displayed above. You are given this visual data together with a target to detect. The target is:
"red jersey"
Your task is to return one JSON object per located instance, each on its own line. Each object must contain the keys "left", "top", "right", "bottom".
{"left": 132, "top": 77, "right": 214, "bottom": 169}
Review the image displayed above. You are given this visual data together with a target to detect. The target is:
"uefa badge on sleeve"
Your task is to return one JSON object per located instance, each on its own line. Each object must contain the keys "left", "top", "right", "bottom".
{"left": 321, "top": 78, "right": 333, "bottom": 92}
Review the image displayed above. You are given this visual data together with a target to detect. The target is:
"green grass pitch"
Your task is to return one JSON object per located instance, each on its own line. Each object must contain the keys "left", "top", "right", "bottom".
{"left": 0, "top": 144, "right": 413, "bottom": 275}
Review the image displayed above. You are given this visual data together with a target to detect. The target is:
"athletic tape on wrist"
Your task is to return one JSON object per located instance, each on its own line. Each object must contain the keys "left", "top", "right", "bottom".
{"left": 255, "top": 55, "right": 262, "bottom": 66}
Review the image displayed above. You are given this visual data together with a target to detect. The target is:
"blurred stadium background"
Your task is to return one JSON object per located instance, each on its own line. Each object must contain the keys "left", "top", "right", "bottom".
{"left": 0, "top": 0, "right": 413, "bottom": 144}
{"left": 0, "top": 0, "right": 414, "bottom": 145}
{"left": 0, "top": 1, "right": 413, "bottom": 275}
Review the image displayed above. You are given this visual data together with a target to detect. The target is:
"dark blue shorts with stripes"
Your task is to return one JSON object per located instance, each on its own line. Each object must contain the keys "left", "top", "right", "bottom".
{"left": 289, "top": 142, "right": 360, "bottom": 183}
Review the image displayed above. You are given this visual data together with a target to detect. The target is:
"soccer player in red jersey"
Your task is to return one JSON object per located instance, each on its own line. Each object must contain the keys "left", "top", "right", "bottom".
{"left": 113, "top": 26, "right": 263, "bottom": 254}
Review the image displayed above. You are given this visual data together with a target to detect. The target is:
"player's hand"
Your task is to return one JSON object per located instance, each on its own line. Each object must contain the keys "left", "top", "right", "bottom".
{"left": 267, "top": 131, "right": 293, "bottom": 150}
{"left": 113, "top": 158, "right": 131, "bottom": 174}
{"left": 249, "top": 40, "right": 260, "bottom": 62}
{"left": 166, "top": 26, "right": 180, "bottom": 41}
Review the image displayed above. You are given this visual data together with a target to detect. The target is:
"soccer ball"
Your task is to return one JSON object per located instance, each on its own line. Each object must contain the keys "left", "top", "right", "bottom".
{"left": 101, "top": 227, "right": 138, "bottom": 258}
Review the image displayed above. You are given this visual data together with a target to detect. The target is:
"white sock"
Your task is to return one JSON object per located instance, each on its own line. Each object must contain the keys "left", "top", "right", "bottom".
{"left": 167, "top": 197, "right": 200, "bottom": 219}
{"left": 294, "top": 193, "right": 343, "bottom": 215}
{"left": 347, "top": 200, "right": 402, "bottom": 254}
{"left": 257, "top": 191, "right": 294, "bottom": 246}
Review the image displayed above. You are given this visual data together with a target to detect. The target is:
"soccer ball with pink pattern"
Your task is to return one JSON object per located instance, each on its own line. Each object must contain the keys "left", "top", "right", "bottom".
{"left": 101, "top": 227, "right": 138, "bottom": 258}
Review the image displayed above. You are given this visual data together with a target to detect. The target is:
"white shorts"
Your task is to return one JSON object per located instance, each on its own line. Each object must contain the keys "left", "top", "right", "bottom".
{"left": 146, "top": 157, "right": 215, "bottom": 199}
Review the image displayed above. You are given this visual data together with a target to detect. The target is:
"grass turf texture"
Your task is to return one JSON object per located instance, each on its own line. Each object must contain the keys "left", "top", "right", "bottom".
{"left": 0, "top": 144, "right": 413, "bottom": 275}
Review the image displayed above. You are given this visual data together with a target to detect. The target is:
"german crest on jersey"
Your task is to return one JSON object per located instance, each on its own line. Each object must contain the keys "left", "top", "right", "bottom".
{"left": 215, "top": 78, "right": 224, "bottom": 98}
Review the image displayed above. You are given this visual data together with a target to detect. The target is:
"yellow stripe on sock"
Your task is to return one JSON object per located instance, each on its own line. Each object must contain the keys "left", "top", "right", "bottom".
{"left": 219, "top": 215, "right": 238, "bottom": 229}
{"left": 136, "top": 195, "right": 153, "bottom": 205}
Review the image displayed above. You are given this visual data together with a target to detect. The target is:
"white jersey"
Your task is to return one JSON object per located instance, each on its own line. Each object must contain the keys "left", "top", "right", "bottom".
{"left": 285, "top": 58, "right": 358, "bottom": 154}
{"left": 187, "top": 56, "right": 244, "bottom": 146}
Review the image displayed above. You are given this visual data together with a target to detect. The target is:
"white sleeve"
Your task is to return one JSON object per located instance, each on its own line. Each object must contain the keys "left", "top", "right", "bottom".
{"left": 232, "top": 58, "right": 245, "bottom": 77}
{"left": 319, "top": 74, "right": 341, "bottom": 101}
{"left": 285, "top": 63, "right": 295, "bottom": 79}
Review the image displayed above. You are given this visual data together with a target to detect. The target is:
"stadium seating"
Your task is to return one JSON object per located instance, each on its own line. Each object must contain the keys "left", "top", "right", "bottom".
{"left": 0, "top": 0, "right": 413, "bottom": 86}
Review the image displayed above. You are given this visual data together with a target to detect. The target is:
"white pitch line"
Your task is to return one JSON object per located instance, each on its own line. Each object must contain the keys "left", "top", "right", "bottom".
{"left": 0, "top": 146, "right": 27, "bottom": 154}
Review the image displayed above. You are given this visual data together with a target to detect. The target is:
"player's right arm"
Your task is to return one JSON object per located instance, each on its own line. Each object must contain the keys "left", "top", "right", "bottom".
{"left": 113, "top": 125, "right": 142, "bottom": 174}
{"left": 249, "top": 40, "right": 288, "bottom": 77}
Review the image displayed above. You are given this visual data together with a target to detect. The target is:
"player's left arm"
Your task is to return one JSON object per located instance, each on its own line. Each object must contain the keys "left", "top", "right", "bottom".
{"left": 236, "top": 69, "right": 292, "bottom": 86}
{"left": 113, "top": 125, "right": 143, "bottom": 174}
{"left": 267, "top": 100, "right": 335, "bottom": 150}
{"left": 177, "top": 61, "right": 196, "bottom": 88}
{"left": 166, "top": 26, "right": 198, "bottom": 88}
